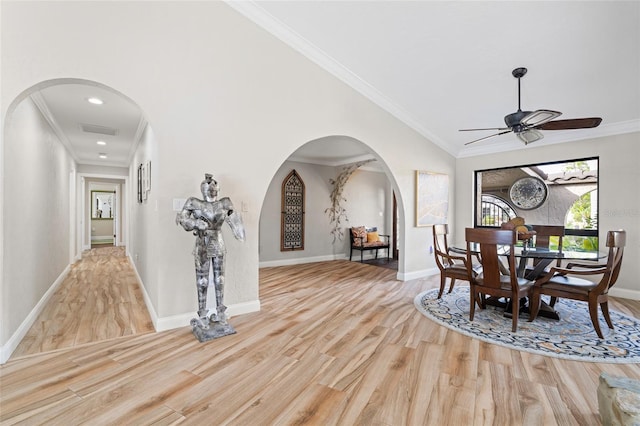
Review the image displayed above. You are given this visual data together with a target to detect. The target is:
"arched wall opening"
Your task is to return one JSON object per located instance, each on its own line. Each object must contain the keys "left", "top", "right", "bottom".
{"left": 1, "top": 77, "right": 151, "bottom": 362}
{"left": 258, "top": 135, "right": 405, "bottom": 276}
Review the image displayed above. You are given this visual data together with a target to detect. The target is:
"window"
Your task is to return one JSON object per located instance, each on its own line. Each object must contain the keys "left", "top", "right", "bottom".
{"left": 480, "top": 194, "right": 517, "bottom": 226}
{"left": 474, "top": 157, "right": 599, "bottom": 249}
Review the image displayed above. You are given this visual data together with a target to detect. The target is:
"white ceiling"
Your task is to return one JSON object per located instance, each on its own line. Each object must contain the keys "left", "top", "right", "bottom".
{"left": 234, "top": 1, "right": 640, "bottom": 158}
{"left": 31, "top": 1, "right": 639, "bottom": 168}
{"left": 32, "top": 82, "right": 145, "bottom": 168}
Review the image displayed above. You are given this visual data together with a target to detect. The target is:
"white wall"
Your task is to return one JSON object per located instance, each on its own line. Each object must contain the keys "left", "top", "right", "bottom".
{"left": 1, "top": 1, "right": 456, "bottom": 345}
{"left": 259, "top": 160, "right": 391, "bottom": 266}
{"left": 455, "top": 132, "right": 640, "bottom": 299}
{"left": 1, "top": 96, "right": 75, "bottom": 358}
{"left": 128, "top": 124, "right": 160, "bottom": 318}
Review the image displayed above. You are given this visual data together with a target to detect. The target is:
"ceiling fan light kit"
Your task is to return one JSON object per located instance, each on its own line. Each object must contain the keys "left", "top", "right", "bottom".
{"left": 517, "top": 128, "right": 543, "bottom": 145}
{"left": 461, "top": 67, "right": 602, "bottom": 145}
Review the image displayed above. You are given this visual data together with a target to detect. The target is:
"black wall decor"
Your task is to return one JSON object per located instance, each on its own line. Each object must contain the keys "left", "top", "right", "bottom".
{"left": 281, "top": 169, "right": 305, "bottom": 251}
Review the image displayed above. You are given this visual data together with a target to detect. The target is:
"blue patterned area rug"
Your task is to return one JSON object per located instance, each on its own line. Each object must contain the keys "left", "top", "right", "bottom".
{"left": 414, "top": 286, "right": 640, "bottom": 363}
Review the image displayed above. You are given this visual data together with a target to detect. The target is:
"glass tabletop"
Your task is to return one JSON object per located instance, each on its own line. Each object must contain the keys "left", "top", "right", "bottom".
{"left": 451, "top": 243, "right": 606, "bottom": 261}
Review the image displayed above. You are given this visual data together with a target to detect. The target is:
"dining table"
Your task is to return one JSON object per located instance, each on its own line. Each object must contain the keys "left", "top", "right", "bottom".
{"left": 450, "top": 241, "right": 608, "bottom": 320}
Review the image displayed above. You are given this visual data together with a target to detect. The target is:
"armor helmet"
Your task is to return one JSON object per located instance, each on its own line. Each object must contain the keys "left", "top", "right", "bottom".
{"left": 201, "top": 173, "right": 219, "bottom": 202}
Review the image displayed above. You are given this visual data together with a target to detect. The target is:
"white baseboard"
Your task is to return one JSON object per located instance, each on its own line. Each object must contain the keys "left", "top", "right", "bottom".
{"left": 609, "top": 287, "right": 640, "bottom": 301}
{"left": 1, "top": 264, "right": 71, "bottom": 364}
{"left": 128, "top": 253, "right": 159, "bottom": 331}
{"left": 127, "top": 253, "right": 260, "bottom": 333}
{"left": 397, "top": 267, "right": 439, "bottom": 282}
{"left": 259, "top": 254, "right": 347, "bottom": 268}
{"left": 154, "top": 300, "right": 261, "bottom": 332}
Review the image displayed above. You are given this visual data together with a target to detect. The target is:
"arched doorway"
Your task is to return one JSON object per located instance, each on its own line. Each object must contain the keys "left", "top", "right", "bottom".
{"left": 258, "top": 135, "right": 404, "bottom": 273}
{"left": 2, "top": 78, "right": 153, "bottom": 360}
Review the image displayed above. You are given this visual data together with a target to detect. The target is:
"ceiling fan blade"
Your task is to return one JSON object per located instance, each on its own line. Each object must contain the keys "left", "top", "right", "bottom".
{"left": 459, "top": 127, "right": 510, "bottom": 132}
{"left": 517, "top": 129, "right": 543, "bottom": 145}
{"left": 536, "top": 117, "right": 602, "bottom": 130}
{"left": 464, "top": 129, "right": 513, "bottom": 145}
{"left": 521, "top": 109, "right": 562, "bottom": 127}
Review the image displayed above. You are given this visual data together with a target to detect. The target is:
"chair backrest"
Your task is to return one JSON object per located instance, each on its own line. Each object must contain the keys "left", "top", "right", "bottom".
{"left": 531, "top": 225, "right": 565, "bottom": 250}
{"left": 531, "top": 225, "right": 565, "bottom": 266}
{"left": 432, "top": 224, "right": 451, "bottom": 263}
{"left": 465, "top": 228, "right": 517, "bottom": 288}
{"left": 602, "top": 229, "right": 626, "bottom": 292}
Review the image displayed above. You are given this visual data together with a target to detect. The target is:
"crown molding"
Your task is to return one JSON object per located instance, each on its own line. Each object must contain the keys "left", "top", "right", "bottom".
{"left": 30, "top": 91, "right": 80, "bottom": 164}
{"left": 227, "top": 2, "right": 638, "bottom": 160}
{"left": 288, "top": 153, "right": 378, "bottom": 168}
{"left": 128, "top": 115, "right": 148, "bottom": 165}
{"left": 226, "top": 1, "right": 456, "bottom": 157}
{"left": 457, "top": 119, "right": 640, "bottom": 158}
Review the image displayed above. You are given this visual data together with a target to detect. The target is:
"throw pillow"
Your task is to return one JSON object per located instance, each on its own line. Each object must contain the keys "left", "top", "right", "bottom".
{"left": 351, "top": 226, "right": 367, "bottom": 246}
{"left": 367, "top": 231, "right": 380, "bottom": 243}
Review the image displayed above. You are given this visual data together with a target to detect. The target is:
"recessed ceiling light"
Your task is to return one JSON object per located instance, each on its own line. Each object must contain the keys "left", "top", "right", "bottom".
{"left": 98, "top": 153, "right": 107, "bottom": 159}
{"left": 96, "top": 140, "right": 107, "bottom": 146}
{"left": 87, "top": 97, "right": 104, "bottom": 105}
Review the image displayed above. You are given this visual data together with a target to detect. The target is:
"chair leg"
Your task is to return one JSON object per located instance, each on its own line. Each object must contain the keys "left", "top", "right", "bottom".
{"left": 361, "top": 250, "right": 364, "bottom": 263}
{"left": 447, "top": 278, "right": 456, "bottom": 294}
{"left": 437, "top": 275, "right": 447, "bottom": 299}
{"left": 375, "top": 249, "right": 378, "bottom": 259}
{"left": 511, "top": 295, "right": 519, "bottom": 332}
{"left": 349, "top": 249, "right": 353, "bottom": 261}
{"left": 588, "top": 298, "right": 604, "bottom": 339}
{"left": 469, "top": 287, "right": 476, "bottom": 322}
{"left": 528, "top": 291, "right": 540, "bottom": 321}
{"left": 549, "top": 296, "right": 558, "bottom": 307}
{"left": 601, "top": 301, "right": 614, "bottom": 330}
{"left": 477, "top": 293, "right": 486, "bottom": 309}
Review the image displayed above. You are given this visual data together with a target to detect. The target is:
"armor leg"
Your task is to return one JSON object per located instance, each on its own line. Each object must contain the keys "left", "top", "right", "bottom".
{"left": 194, "top": 238, "right": 210, "bottom": 322}
{"left": 210, "top": 255, "right": 227, "bottom": 324}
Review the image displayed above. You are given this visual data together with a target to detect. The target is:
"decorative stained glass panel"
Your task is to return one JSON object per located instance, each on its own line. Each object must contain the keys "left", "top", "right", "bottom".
{"left": 281, "top": 170, "right": 305, "bottom": 251}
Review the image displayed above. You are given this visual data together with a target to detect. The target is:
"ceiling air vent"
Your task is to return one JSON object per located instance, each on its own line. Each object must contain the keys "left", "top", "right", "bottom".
{"left": 80, "top": 123, "right": 119, "bottom": 136}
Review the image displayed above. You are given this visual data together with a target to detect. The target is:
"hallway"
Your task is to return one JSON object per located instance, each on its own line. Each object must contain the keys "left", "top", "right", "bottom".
{"left": 11, "top": 246, "right": 154, "bottom": 359}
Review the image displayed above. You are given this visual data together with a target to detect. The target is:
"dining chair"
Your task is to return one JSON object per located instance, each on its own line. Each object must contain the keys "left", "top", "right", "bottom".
{"left": 529, "top": 229, "right": 626, "bottom": 339}
{"left": 432, "top": 224, "right": 480, "bottom": 298}
{"left": 465, "top": 228, "right": 534, "bottom": 332}
{"left": 526, "top": 224, "right": 565, "bottom": 306}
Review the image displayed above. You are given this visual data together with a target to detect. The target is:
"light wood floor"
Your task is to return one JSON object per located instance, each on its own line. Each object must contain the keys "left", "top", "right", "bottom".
{"left": 11, "top": 246, "right": 154, "bottom": 358}
{"left": 2, "top": 255, "right": 639, "bottom": 425}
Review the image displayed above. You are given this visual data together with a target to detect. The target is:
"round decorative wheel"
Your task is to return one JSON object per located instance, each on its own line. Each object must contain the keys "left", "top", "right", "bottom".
{"left": 509, "top": 176, "right": 548, "bottom": 210}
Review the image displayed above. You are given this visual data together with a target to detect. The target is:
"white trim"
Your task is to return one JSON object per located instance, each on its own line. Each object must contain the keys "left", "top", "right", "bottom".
{"left": 226, "top": 0, "right": 454, "bottom": 157}
{"left": 129, "top": 252, "right": 159, "bottom": 331}
{"left": 259, "top": 254, "right": 347, "bottom": 268}
{"left": 79, "top": 173, "right": 128, "bottom": 253}
{"left": 154, "top": 300, "right": 261, "bottom": 332}
{"left": 30, "top": 92, "right": 79, "bottom": 163}
{"left": 227, "top": 2, "right": 640, "bottom": 160}
{"left": 457, "top": 119, "right": 640, "bottom": 158}
{"left": 0, "top": 265, "right": 71, "bottom": 364}
{"left": 128, "top": 253, "right": 260, "bottom": 333}
{"left": 396, "top": 267, "right": 439, "bottom": 282}
{"left": 609, "top": 287, "right": 640, "bottom": 301}
{"left": 91, "top": 235, "right": 114, "bottom": 241}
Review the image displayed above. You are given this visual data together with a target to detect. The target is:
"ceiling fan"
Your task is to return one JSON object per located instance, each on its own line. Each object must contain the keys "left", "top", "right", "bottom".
{"left": 460, "top": 67, "right": 602, "bottom": 145}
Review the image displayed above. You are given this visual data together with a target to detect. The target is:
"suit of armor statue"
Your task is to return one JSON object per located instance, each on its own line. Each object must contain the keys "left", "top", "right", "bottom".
{"left": 176, "top": 174, "right": 245, "bottom": 335}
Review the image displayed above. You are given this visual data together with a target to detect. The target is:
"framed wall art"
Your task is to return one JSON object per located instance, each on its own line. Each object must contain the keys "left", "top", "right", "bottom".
{"left": 415, "top": 170, "right": 449, "bottom": 227}
{"left": 281, "top": 169, "right": 305, "bottom": 251}
{"left": 137, "top": 164, "right": 143, "bottom": 203}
